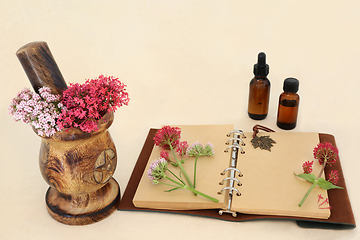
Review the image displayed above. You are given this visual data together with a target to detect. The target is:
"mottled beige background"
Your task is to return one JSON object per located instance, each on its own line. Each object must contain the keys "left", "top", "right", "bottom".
{"left": 1, "top": 1, "right": 359, "bottom": 239}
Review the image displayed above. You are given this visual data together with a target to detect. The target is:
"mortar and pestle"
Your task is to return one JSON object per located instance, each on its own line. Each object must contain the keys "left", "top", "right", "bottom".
{"left": 16, "top": 41, "right": 121, "bottom": 225}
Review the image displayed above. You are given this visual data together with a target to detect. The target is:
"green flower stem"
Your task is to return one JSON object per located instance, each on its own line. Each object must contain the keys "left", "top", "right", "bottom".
{"left": 184, "top": 185, "right": 219, "bottom": 203}
{"left": 165, "top": 176, "right": 184, "bottom": 187}
{"left": 159, "top": 181, "right": 182, "bottom": 189}
{"left": 298, "top": 158, "right": 327, "bottom": 207}
{"left": 167, "top": 169, "right": 185, "bottom": 185}
{"left": 317, "top": 159, "right": 327, "bottom": 179}
{"left": 161, "top": 176, "right": 219, "bottom": 203}
{"left": 169, "top": 143, "right": 194, "bottom": 189}
{"left": 298, "top": 180, "right": 318, "bottom": 207}
{"left": 193, "top": 155, "right": 200, "bottom": 188}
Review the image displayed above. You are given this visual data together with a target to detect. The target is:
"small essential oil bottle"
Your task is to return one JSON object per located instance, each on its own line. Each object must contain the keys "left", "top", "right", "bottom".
{"left": 248, "top": 52, "right": 270, "bottom": 120}
{"left": 276, "top": 78, "right": 300, "bottom": 130}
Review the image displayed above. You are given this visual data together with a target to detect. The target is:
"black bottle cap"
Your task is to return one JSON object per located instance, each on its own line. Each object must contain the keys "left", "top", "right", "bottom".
{"left": 283, "top": 78, "right": 299, "bottom": 93}
{"left": 253, "top": 52, "right": 269, "bottom": 77}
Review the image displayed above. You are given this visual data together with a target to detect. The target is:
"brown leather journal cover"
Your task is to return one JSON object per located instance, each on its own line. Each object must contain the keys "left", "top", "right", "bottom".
{"left": 118, "top": 129, "right": 356, "bottom": 229}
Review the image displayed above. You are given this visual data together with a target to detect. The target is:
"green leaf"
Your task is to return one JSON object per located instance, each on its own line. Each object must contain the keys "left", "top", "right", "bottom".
{"left": 318, "top": 178, "right": 344, "bottom": 190}
{"left": 295, "top": 173, "right": 316, "bottom": 183}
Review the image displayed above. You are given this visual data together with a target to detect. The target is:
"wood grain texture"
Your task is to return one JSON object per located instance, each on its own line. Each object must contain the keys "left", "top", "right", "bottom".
{"left": 46, "top": 178, "right": 120, "bottom": 225}
{"left": 38, "top": 112, "right": 120, "bottom": 225}
{"left": 16, "top": 41, "right": 68, "bottom": 95}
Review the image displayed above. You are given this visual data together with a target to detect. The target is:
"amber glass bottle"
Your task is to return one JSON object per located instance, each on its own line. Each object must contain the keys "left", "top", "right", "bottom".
{"left": 248, "top": 52, "right": 270, "bottom": 120}
{"left": 276, "top": 78, "right": 300, "bottom": 130}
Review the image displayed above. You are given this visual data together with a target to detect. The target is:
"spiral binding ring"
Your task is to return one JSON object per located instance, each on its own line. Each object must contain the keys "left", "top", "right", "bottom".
{"left": 218, "top": 186, "right": 241, "bottom": 196}
{"left": 220, "top": 167, "right": 243, "bottom": 177}
{"left": 225, "top": 137, "right": 245, "bottom": 146}
{"left": 219, "top": 177, "right": 242, "bottom": 186}
{"left": 227, "top": 130, "right": 246, "bottom": 138}
{"left": 224, "top": 145, "right": 245, "bottom": 154}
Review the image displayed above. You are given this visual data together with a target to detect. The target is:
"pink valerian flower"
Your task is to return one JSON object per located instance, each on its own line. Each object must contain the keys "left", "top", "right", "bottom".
{"left": 187, "top": 142, "right": 215, "bottom": 157}
{"left": 187, "top": 141, "right": 203, "bottom": 156}
{"left": 204, "top": 142, "right": 215, "bottom": 156}
{"left": 153, "top": 126, "right": 181, "bottom": 150}
{"left": 160, "top": 150, "right": 170, "bottom": 161}
{"left": 8, "top": 87, "right": 63, "bottom": 137}
{"left": 147, "top": 158, "right": 168, "bottom": 184}
{"left": 302, "top": 161, "right": 314, "bottom": 174}
{"left": 57, "top": 75, "right": 129, "bottom": 133}
{"left": 313, "top": 142, "right": 338, "bottom": 166}
{"left": 176, "top": 141, "right": 189, "bottom": 157}
{"left": 160, "top": 149, "right": 178, "bottom": 166}
{"left": 328, "top": 170, "right": 340, "bottom": 185}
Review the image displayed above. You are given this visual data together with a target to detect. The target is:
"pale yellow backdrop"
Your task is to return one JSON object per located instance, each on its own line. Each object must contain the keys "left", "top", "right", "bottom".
{"left": 0, "top": 1, "right": 359, "bottom": 240}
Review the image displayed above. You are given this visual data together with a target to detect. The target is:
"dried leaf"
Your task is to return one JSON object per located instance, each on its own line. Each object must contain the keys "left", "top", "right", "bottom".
{"left": 251, "top": 135, "right": 276, "bottom": 151}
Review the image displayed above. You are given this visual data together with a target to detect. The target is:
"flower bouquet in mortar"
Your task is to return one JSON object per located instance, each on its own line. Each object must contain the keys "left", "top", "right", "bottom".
{"left": 8, "top": 75, "right": 130, "bottom": 225}
{"left": 9, "top": 74, "right": 129, "bottom": 136}
{"left": 10, "top": 41, "right": 130, "bottom": 225}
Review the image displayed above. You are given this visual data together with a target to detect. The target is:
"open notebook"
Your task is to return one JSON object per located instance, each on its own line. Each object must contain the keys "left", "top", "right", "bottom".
{"left": 132, "top": 124, "right": 329, "bottom": 219}
{"left": 118, "top": 125, "right": 356, "bottom": 229}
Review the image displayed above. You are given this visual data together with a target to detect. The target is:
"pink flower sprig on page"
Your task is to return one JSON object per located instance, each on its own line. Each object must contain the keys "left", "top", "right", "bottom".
{"left": 150, "top": 126, "right": 218, "bottom": 202}
{"left": 147, "top": 157, "right": 218, "bottom": 203}
{"left": 187, "top": 142, "right": 215, "bottom": 188}
{"left": 295, "top": 142, "right": 343, "bottom": 207}
{"left": 57, "top": 75, "right": 129, "bottom": 133}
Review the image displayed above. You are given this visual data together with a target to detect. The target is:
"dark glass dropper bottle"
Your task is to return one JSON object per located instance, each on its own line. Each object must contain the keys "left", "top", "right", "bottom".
{"left": 276, "top": 78, "right": 300, "bottom": 130}
{"left": 247, "top": 52, "right": 270, "bottom": 120}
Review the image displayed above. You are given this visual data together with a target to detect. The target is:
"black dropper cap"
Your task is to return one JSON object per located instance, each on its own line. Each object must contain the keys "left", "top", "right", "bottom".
{"left": 253, "top": 52, "right": 269, "bottom": 77}
{"left": 283, "top": 78, "right": 299, "bottom": 93}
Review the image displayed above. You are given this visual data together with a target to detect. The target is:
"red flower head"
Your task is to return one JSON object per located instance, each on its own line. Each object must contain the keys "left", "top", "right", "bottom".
{"left": 302, "top": 160, "right": 313, "bottom": 174}
{"left": 313, "top": 142, "right": 338, "bottom": 166}
{"left": 153, "top": 126, "right": 181, "bottom": 150}
{"left": 176, "top": 141, "right": 189, "bottom": 157}
{"left": 57, "top": 75, "right": 129, "bottom": 133}
{"left": 328, "top": 170, "right": 340, "bottom": 185}
{"left": 160, "top": 150, "right": 170, "bottom": 161}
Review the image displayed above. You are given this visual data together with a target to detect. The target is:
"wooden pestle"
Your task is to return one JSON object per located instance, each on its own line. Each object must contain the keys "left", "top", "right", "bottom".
{"left": 16, "top": 41, "right": 67, "bottom": 95}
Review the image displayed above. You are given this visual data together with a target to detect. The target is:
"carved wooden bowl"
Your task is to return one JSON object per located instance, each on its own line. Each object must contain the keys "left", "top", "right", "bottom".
{"left": 37, "top": 111, "right": 120, "bottom": 225}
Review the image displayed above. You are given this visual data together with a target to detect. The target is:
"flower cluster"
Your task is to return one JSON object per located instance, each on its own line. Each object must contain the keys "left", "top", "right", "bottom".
{"left": 296, "top": 142, "right": 343, "bottom": 207}
{"left": 148, "top": 126, "right": 218, "bottom": 203}
{"left": 153, "top": 126, "right": 181, "bottom": 150}
{"left": 175, "top": 141, "right": 189, "bottom": 157}
{"left": 328, "top": 170, "right": 340, "bottom": 185}
{"left": 147, "top": 158, "right": 168, "bottom": 184}
{"left": 302, "top": 161, "right": 313, "bottom": 174}
{"left": 160, "top": 150, "right": 170, "bottom": 161}
{"left": 8, "top": 87, "right": 64, "bottom": 137}
{"left": 57, "top": 75, "right": 129, "bottom": 133}
{"left": 187, "top": 142, "right": 215, "bottom": 157}
{"left": 313, "top": 142, "right": 338, "bottom": 166}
